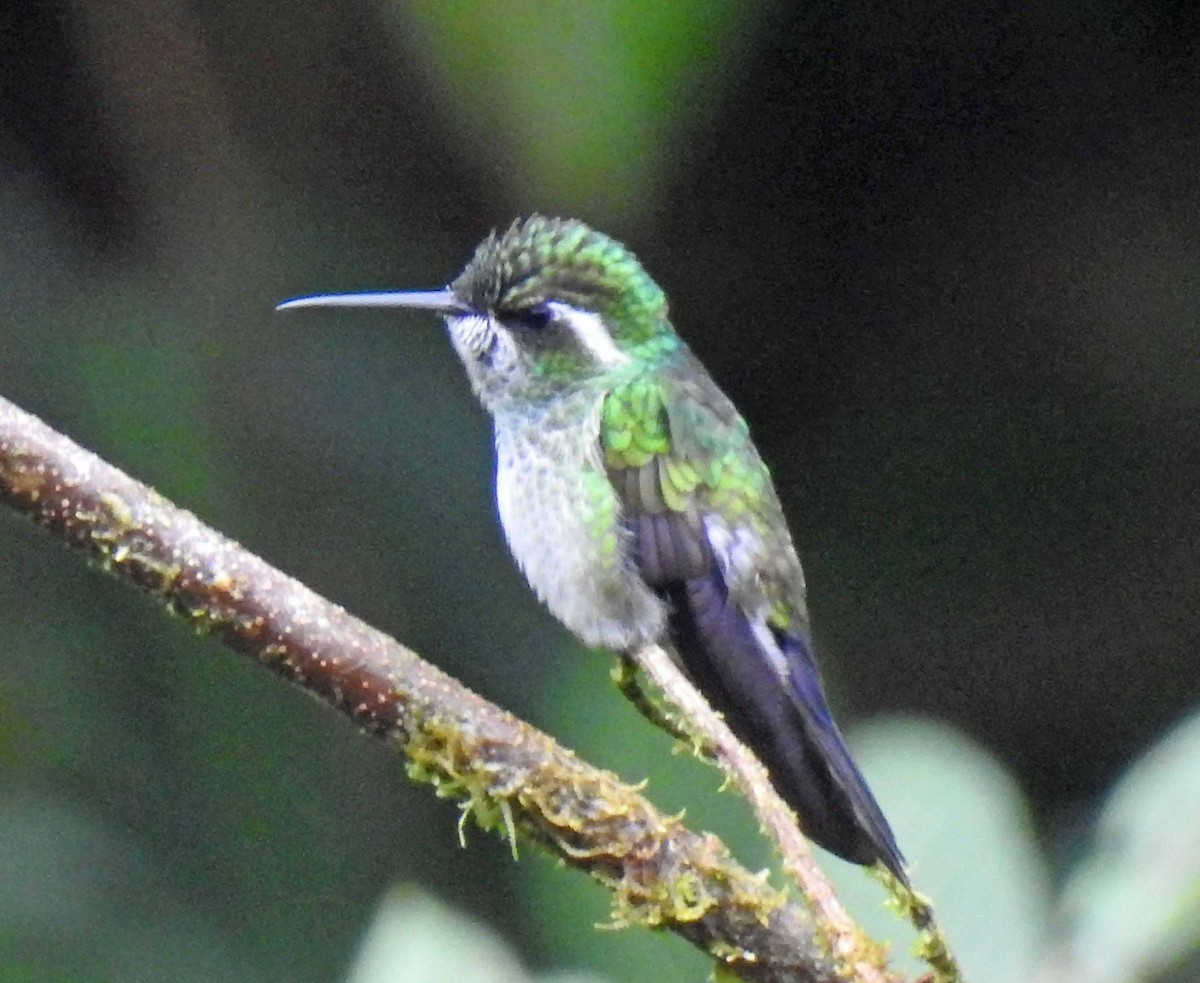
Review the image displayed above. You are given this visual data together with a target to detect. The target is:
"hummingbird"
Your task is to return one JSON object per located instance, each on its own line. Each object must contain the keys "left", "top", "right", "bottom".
{"left": 277, "top": 216, "right": 906, "bottom": 883}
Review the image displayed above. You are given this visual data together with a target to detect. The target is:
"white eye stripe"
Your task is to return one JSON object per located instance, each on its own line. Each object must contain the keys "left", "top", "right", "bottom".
{"left": 547, "top": 303, "right": 630, "bottom": 368}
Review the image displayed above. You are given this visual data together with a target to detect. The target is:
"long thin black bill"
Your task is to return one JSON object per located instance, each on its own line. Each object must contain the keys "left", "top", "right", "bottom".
{"left": 275, "top": 289, "right": 470, "bottom": 314}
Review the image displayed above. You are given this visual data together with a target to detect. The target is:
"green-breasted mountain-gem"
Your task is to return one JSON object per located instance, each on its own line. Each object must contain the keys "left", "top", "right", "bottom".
{"left": 278, "top": 216, "right": 906, "bottom": 883}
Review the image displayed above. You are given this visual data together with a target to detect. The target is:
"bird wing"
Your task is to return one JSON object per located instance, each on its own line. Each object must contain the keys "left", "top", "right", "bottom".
{"left": 600, "top": 347, "right": 905, "bottom": 881}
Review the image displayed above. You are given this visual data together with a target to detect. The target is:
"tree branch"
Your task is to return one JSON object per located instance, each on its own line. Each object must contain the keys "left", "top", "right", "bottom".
{"left": 0, "top": 393, "right": 880, "bottom": 982}
{"left": 631, "top": 642, "right": 895, "bottom": 982}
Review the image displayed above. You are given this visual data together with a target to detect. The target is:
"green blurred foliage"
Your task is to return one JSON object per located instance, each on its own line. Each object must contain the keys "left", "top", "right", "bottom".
{"left": 1051, "top": 709, "right": 1200, "bottom": 982}
{"left": 381, "top": 2, "right": 762, "bottom": 224}
{"left": 347, "top": 886, "right": 610, "bottom": 983}
{"left": 834, "top": 720, "right": 1052, "bottom": 982}
{"left": 3, "top": 1, "right": 1200, "bottom": 981}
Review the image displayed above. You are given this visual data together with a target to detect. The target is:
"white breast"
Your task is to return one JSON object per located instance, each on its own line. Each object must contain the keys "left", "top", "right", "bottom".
{"left": 493, "top": 390, "right": 666, "bottom": 651}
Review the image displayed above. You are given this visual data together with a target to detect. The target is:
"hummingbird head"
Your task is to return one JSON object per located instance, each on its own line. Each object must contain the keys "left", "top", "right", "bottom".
{"left": 278, "top": 216, "right": 675, "bottom": 411}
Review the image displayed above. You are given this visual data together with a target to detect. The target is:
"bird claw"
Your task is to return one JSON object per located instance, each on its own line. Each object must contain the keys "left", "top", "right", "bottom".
{"left": 611, "top": 653, "right": 717, "bottom": 760}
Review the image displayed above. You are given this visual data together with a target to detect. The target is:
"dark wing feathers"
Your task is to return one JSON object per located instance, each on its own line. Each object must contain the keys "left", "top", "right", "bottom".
{"left": 778, "top": 630, "right": 903, "bottom": 869}
{"left": 603, "top": 349, "right": 906, "bottom": 882}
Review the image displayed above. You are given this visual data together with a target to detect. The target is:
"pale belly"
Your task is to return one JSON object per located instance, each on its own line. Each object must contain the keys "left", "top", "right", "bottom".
{"left": 493, "top": 396, "right": 666, "bottom": 651}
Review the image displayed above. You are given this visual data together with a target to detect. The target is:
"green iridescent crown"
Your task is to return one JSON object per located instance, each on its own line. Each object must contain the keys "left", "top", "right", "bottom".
{"left": 452, "top": 216, "right": 668, "bottom": 338}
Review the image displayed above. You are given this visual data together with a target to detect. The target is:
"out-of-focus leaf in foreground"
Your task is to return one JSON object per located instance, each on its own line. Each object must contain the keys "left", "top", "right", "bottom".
{"left": 832, "top": 717, "right": 1052, "bottom": 983}
{"left": 348, "top": 886, "right": 611, "bottom": 983}
{"left": 1046, "top": 708, "right": 1200, "bottom": 983}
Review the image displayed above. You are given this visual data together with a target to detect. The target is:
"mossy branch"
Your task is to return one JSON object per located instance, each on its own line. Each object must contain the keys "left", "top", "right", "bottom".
{"left": 0, "top": 393, "right": 893, "bottom": 983}
{"left": 631, "top": 642, "right": 893, "bottom": 981}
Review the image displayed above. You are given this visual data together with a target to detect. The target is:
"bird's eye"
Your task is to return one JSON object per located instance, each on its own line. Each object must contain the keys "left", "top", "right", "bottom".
{"left": 508, "top": 303, "right": 555, "bottom": 332}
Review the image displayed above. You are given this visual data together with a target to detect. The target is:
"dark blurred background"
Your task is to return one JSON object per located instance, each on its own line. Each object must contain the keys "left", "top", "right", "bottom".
{"left": 2, "top": 2, "right": 1199, "bottom": 982}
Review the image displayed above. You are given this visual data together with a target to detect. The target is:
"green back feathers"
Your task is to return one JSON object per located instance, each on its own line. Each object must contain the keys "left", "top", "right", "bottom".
{"left": 601, "top": 367, "right": 762, "bottom": 521}
{"left": 602, "top": 377, "right": 672, "bottom": 469}
{"left": 452, "top": 216, "right": 669, "bottom": 345}
{"left": 600, "top": 364, "right": 799, "bottom": 631}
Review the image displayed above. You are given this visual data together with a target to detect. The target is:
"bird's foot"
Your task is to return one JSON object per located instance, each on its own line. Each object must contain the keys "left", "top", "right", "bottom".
{"left": 611, "top": 653, "right": 716, "bottom": 760}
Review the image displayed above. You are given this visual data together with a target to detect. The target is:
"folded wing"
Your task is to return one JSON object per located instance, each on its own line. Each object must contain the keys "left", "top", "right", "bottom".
{"left": 601, "top": 350, "right": 906, "bottom": 882}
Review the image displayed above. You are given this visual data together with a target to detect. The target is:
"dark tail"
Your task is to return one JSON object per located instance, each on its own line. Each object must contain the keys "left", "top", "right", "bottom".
{"left": 664, "top": 572, "right": 907, "bottom": 884}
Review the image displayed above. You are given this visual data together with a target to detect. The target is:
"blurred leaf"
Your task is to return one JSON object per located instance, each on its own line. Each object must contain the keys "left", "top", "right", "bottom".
{"left": 347, "top": 886, "right": 610, "bottom": 983}
{"left": 828, "top": 717, "right": 1051, "bottom": 983}
{"left": 381, "top": 2, "right": 768, "bottom": 223}
{"left": 1051, "top": 707, "right": 1200, "bottom": 983}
